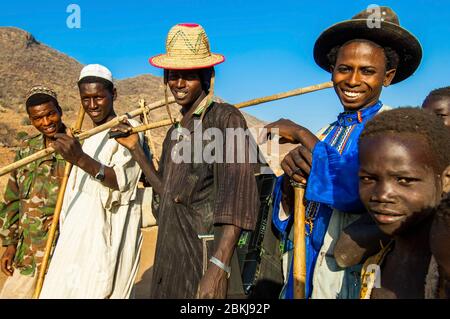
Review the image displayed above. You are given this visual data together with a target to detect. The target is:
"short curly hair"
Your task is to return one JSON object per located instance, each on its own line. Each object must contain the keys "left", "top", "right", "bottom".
{"left": 423, "top": 86, "right": 450, "bottom": 105}
{"left": 25, "top": 93, "right": 61, "bottom": 114}
{"left": 327, "top": 39, "right": 400, "bottom": 71}
{"left": 359, "top": 107, "right": 450, "bottom": 172}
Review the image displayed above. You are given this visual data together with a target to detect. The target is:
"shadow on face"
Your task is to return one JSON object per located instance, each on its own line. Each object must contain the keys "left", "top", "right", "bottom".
{"left": 358, "top": 133, "right": 443, "bottom": 237}
{"left": 422, "top": 96, "right": 450, "bottom": 129}
{"left": 167, "top": 69, "right": 205, "bottom": 108}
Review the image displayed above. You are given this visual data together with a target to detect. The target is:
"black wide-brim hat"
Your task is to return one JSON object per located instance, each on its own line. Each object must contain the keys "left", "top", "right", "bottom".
{"left": 313, "top": 6, "right": 422, "bottom": 84}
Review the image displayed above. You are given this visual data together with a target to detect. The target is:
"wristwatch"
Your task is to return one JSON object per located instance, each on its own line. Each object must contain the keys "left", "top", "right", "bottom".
{"left": 94, "top": 163, "right": 105, "bottom": 182}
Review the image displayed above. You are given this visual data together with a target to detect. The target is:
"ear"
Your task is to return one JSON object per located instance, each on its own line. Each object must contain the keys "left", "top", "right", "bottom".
{"left": 329, "top": 65, "right": 336, "bottom": 82}
{"left": 329, "top": 64, "right": 335, "bottom": 73}
{"left": 442, "top": 165, "right": 450, "bottom": 194}
{"left": 383, "top": 69, "right": 397, "bottom": 87}
{"left": 112, "top": 88, "right": 117, "bottom": 101}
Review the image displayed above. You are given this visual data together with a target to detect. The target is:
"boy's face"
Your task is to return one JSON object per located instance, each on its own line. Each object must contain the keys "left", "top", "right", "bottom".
{"left": 331, "top": 41, "right": 396, "bottom": 111}
{"left": 79, "top": 82, "right": 116, "bottom": 126}
{"left": 28, "top": 100, "right": 64, "bottom": 139}
{"left": 359, "top": 133, "right": 444, "bottom": 236}
{"left": 167, "top": 69, "right": 204, "bottom": 108}
{"left": 423, "top": 96, "right": 450, "bottom": 129}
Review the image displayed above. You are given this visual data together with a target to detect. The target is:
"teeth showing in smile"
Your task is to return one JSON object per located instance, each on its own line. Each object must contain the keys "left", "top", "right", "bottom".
{"left": 44, "top": 125, "right": 56, "bottom": 132}
{"left": 343, "top": 90, "right": 362, "bottom": 98}
{"left": 176, "top": 91, "right": 187, "bottom": 98}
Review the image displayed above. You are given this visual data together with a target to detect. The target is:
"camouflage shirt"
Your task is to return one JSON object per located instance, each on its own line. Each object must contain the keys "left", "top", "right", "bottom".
{"left": 0, "top": 133, "right": 65, "bottom": 276}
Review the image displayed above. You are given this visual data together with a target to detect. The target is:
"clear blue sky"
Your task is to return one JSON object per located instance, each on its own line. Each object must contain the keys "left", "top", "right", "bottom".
{"left": 1, "top": 0, "right": 449, "bottom": 132}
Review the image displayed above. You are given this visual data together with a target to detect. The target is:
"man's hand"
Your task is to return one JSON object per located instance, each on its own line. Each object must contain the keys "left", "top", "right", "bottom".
{"left": 196, "top": 262, "right": 228, "bottom": 299}
{"left": 50, "top": 129, "right": 86, "bottom": 166}
{"left": 110, "top": 118, "right": 140, "bottom": 151}
{"left": 1, "top": 245, "right": 16, "bottom": 276}
{"left": 281, "top": 145, "right": 313, "bottom": 184}
{"left": 261, "top": 118, "right": 319, "bottom": 151}
{"left": 260, "top": 119, "right": 304, "bottom": 144}
{"left": 196, "top": 224, "right": 240, "bottom": 299}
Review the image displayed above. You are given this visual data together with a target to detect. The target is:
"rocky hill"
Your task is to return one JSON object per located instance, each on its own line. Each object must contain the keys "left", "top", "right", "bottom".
{"left": 0, "top": 27, "right": 268, "bottom": 197}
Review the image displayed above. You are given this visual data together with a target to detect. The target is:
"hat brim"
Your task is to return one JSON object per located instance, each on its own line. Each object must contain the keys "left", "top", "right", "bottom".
{"left": 149, "top": 53, "right": 225, "bottom": 70}
{"left": 313, "top": 19, "right": 422, "bottom": 83}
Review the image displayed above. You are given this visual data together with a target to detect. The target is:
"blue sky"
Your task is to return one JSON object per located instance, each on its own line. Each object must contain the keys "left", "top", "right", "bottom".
{"left": 1, "top": 0, "right": 449, "bottom": 132}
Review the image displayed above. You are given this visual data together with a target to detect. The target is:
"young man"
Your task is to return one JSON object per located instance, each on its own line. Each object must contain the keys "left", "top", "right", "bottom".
{"left": 264, "top": 7, "right": 422, "bottom": 298}
{"left": 39, "top": 64, "right": 144, "bottom": 298}
{"left": 0, "top": 86, "right": 66, "bottom": 298}
{"left": 422, "top": 86, "right": 450, "bottom": 129}
{"left": 357, "top": 107, "right": 450, "bottom": 299}
{"left": 113, "top": 23, "right": 259, "bottom": 298}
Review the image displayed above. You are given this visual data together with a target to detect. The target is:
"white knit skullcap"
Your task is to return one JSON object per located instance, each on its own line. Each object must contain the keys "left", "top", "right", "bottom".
{"left": 79, "top": 64, "right": 113, "bottom": 83}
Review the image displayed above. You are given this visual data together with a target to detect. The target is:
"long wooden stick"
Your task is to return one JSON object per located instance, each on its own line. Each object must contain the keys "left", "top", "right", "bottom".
{"left": 292, "top": 181, "right": 307, "bottom": 299}
{"left": 140, "top": 99, "right": 159, "bottom": 169}
{"left": 0, "top": 99, "right": 175, "bottom": 177}
{"left": 117, "top": 81, "right": 333, "bottom": 136}
{"left": 33, "top": 106, "right": 86, "bottom": 299}
{"left": 235, "top": 81, "right": 333, "bottom": 109}
{"left": 0, "top": 81, "right": 332, "bottom": 176}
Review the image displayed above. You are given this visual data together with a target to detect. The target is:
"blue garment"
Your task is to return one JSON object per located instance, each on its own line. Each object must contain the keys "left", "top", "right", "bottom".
{"left": 272, "top": 101, "right": 383, "bottom": 299}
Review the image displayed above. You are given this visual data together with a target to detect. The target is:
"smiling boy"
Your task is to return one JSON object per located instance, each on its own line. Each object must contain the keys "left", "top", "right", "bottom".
{"left": 265, "top": 7, "right": 422, "bottom": 299}
{"left": 0, "top": 86, "right": 66, "bottom": 298}
{"left": 358, "top": 108, "right": 450, "bottom": 299}
{"left": 114, "top": 24, "right": 260, "bottom": 299}
{"left": 39, "top": 64, "right": 144, "bottom": 298}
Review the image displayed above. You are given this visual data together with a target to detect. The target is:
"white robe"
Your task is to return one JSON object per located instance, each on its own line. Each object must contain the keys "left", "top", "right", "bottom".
{"left": 40, "top": 120, "right": 143, "bottom": 299}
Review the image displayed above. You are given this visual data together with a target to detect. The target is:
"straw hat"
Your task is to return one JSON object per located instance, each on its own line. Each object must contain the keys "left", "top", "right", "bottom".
{"left": 313, "top": 6, "right": 422, "bottom": 84}
{"left": 149, "top": 23, "right": 225, "bottom": 70}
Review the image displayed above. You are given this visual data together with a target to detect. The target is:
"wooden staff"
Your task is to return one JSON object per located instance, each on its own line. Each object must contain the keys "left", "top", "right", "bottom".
{"left": 111, "top": 81, "right": 334, "bottom": 136}
{"left": 0, "top": 81, "right": 332, "bottom": 176}
{"left": 291, "top": 181, "right": 307, "bottom": 299}
{"left": 0, "top": 98, "right": 176, "bottom": 177}
{"left": 139, "top": 99, "right": 159, "bottom": 169}
{"left": 235, "top": 81, "right": 333, "bottom": 109}
{"left": 33, "top": 106, "right": 86, "bottom": 299}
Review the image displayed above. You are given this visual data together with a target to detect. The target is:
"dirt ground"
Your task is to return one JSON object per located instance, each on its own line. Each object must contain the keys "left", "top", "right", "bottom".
{"left": 0, "top": 226, "right": 157, "bottom": 298}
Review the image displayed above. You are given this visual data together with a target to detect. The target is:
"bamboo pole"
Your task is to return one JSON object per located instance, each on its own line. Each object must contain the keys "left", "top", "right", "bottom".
{"left": 33, "top": 106, "right": 86, "bottom": 299}
{"left": 0, "top": 98, "right": 174, "bottom": 177}
{"left": 0, "top": 81, "right": 332, "bottom": 176}
{"left": 291, "top": 181, "right": 307, "bottom": 299}
{"left": 235, "top": 81, "right": 333, "bottom": 109}
{"left": 107, "top": 118, "right": 176, "bottom": 138}
{"left": 139, "top": 99, "right": 159, "bottom": 169}
{"left": 114, "top": 81, "right": 333, "bottom": 136}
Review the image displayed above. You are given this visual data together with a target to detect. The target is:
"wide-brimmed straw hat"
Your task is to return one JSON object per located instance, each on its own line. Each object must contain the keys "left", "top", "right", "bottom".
{"left": 313, "top": 6, "right": 422, "bottom": 84}
{"left": 149, "top": 23, "right": 225, "bottom": 70}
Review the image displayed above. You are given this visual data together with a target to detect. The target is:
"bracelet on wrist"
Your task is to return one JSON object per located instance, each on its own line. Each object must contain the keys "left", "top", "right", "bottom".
{"left": 209, "top": 256, "right": 231, "bottom": 279}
